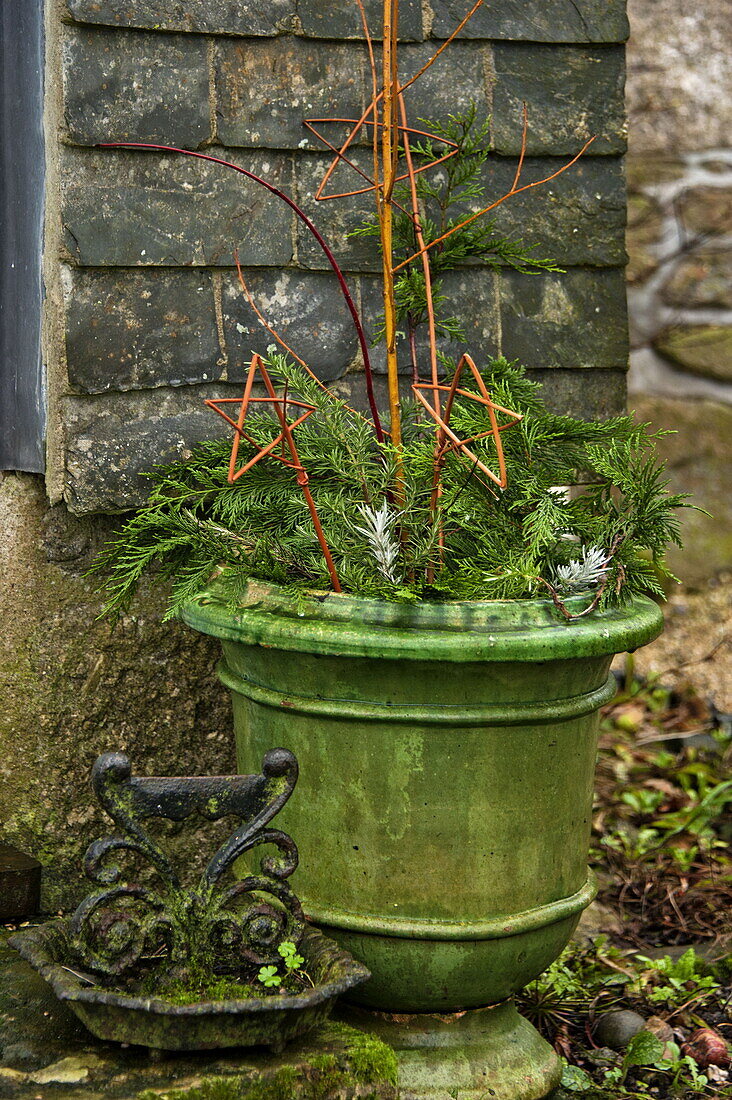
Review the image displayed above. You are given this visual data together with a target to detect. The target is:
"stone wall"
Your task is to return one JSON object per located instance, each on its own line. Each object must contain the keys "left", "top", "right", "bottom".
{"left": 47, "top": 0, "right": 631, "bottom": 512}
{"left": 625, "top": 0, "right": 732, "bottom": 585}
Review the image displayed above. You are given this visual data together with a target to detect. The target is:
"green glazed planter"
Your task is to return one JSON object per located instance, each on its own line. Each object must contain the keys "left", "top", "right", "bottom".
{"left": 183, "top": 583, "right": 662, "bottom": 1019}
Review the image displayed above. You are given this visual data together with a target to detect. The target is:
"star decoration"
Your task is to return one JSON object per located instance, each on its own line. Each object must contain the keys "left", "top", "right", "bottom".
{"left": 412, "top": 353, "right": 523, "bottom": 489}
{"left": 302, "top": 0, "right": 486, "bottom": 211}
{"left": 204, "top": 353, "right": 342, "bottom": 593}
{"left": 303, "top": 110, "right": 459, "bottom": 205}
{"left": 205, "top": 353, "right": 316, "bottom": 484}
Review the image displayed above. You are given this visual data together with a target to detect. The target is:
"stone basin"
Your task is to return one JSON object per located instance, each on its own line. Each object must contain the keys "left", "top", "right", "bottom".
{"left": 9, "top": 920, "right": 370, "bottom": 1052}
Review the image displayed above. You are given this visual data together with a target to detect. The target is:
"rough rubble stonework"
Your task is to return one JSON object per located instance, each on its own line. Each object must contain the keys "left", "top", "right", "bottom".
{"left": 625, "top": 0, "right": 731, "bottom": 157}
{"left": 625, "top": 0, "right": 732, "bottom": 589}
{"left": 625, "top": 0, "right": 732, "bottom": 406}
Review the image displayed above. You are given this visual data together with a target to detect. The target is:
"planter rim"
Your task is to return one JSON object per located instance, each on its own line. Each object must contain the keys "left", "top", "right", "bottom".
{"left": 182, "top": 581, "right": 664, "bottom": 662}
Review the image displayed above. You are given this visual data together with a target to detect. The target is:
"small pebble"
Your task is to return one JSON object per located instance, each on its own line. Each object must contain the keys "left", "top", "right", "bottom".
{"left": 646, "top": 1015, "right": 673, "bottom": 1042}
{"left": 593, "top": 1009, "right": 647, "bottom": 1051}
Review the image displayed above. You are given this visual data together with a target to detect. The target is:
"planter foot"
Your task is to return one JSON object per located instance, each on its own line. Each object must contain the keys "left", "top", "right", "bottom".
{"left": 339, "top": 1000, "right": 561, "bottom": 1100}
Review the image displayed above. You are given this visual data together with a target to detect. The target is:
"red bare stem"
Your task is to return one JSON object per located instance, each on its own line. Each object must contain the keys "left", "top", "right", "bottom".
{"left": 99, "top": 142, "right": 384, "bottom": 443}
{"left": 258, "top": 359, "right": 343, "bottom": 593}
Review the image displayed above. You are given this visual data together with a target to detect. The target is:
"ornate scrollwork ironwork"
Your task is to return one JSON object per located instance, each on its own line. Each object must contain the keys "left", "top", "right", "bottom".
{"left": 69, "top": 749, "right": 305, "bottom": 980}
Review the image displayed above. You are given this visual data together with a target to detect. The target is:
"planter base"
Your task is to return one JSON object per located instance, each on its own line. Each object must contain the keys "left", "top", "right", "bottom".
{"left": 340, "top": 1001, "right": 561, "bottom": 1100}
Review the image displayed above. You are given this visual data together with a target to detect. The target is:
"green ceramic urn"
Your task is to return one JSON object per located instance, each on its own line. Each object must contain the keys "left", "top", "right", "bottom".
{"left": 183, "top": 584, "right": 662, "bottom": 1014}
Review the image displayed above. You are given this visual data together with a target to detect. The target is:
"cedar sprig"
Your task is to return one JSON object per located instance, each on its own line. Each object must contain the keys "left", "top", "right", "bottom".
{"left": 91, "top": 351, "right": 690, "bottom": 620}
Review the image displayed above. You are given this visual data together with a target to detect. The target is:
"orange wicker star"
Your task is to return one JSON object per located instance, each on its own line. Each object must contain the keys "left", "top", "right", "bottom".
{"left": 412, "top": 353, "right": 523, "bottom": 489}
{"left": 205, "top": 353, "right": 342, "bottom": 593}
{"left": 302, "top": 0, "right": 485, "bottom": 209}
{"left": 304, "top": 110, "right": 459, "bottom": 205}
{"left": 205, "top": 354, "right": 316, "bottom": 484}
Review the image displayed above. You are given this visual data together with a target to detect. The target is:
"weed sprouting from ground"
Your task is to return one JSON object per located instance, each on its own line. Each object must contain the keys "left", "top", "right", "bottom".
{"left": 523, "top": 672, "right": 732, "bottom": 1098}
{"left": 593, "top": 671, "right": 731, "bottom": 947}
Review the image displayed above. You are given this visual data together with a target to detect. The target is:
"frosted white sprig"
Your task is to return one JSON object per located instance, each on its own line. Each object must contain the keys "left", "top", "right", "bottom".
{"left": 354, "top": 502, "right": 402, "bottom": 585}
{"left": 554, "top": 545, "right": 609, "bottom": 593}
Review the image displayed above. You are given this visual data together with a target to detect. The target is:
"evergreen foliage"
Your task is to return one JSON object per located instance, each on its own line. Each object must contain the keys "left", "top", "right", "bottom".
{"left": 90, "top": 107, "right": 690, "bottom": 621}
{"left": 91, "top": 353, "right": 688, "bottom": 621}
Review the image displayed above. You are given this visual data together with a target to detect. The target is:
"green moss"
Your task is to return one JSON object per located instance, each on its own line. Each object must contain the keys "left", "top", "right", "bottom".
{"left": 3, "top": 806, "right": 60, "bottom": 867}
{"left": 348, "top": 1033, "right": 398, "bottom": 1087}
{"left": 307, "top": 1054, "right": 338, "bottom": 1071}
{"left": 134, "top": 952, "right": 305, "bottom": 1004}
{"left": 243, "top": 1066, "right": 300, "bottom": 1100}
{"left": 319, "top": 1023, "right": 399, "bottom": 1087}
{"left": 137, "top": 1066, "right": 301, "bottom": 1100}
{"left": 144, "top": 972, "right": 306, "bottom": 1007}
{"left": 305, "top": 1053, "right": 344, "bottom": 1100}
{"left": 146, "top": 976, "right": 260, "bottom": 1005}
{"left": 133, "top": 1028, "right": 398, "bottom": 1099}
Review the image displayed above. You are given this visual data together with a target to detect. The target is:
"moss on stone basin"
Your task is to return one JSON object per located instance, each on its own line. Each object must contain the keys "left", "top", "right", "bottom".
{"left": 9, "top": 921, "right": 370, "bottom": 1053}
{"left": 0, "top": 930, "right": 396, "bottom": 1098}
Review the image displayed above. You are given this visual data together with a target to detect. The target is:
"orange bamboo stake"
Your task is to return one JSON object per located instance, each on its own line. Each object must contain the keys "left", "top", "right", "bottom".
{"left": 399, "top": 92, "right": 439, "bottom": 414}
{"left": 381, "top": 0, "right": 402, "bottom": 461}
